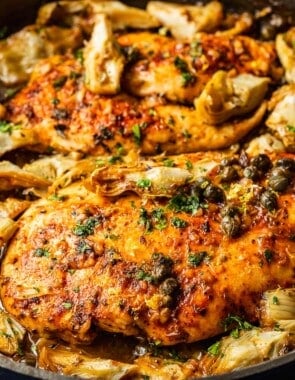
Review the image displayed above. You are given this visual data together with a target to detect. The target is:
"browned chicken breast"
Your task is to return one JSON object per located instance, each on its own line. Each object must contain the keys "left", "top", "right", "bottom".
{"left": 3, "top": 31, "right": 272, "bottom": 157}
{"left": 1, "top": 152, "right": 295, "bottom": 346}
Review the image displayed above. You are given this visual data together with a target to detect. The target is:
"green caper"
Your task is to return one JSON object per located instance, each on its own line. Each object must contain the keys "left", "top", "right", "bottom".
{"left": 221, "top": 214, "right": 241, "bottom": 237}
{"left": 221, "top": 205, "right": 240, "bottom": 218}
{"left": 220, "top": 166, "right": 239, "bottom": 183}
{"left": 251, "top": 154, "right": 272, "bottom": 171}
{"left": 159, "top": 277, "right": 179, "bottom": 295}
{"left": 276, "top": 158, "right": 295, "bottom": 172}
{"left": 203, "top": 184, "right": 225, "bottom": 203}
{"left": 268, "top": 167, "right": 290, "bottom": 192}
{"left": 260, "top": 189, "right": 277, "bottom": 211}
{"left": 243, "top": 165, "right": 260, "bottom": 180}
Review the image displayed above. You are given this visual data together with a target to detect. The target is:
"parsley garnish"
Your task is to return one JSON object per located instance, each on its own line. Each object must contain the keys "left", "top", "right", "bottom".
{"left": 163, "top": 158, "right": 175, "bottom": 167}
{"left": 168, "top": 193, "right": 200, "bottom": 214}
{"left": 185, "top": 160, "right": 193, "bottom": 170}
{"left": 287, "top": 125, "right": 295, "bottom": 133}
{"left": 0, "top": 120, "right": 19, "bottom": 134}
{"left": 62, "top": 302, "right": 72, "bottom": 310}
{"left": 174, "top": 56, "right": 196, "bottom": 87}
{"left": 151, "top": 208, "right": 167, "bottom": 230}
{"left": 53, "top": 75, "right": 68, "bottom": 89}
{"left": 264, "top": 249, "right": 274, "bottom": 263}
{"left": 73, "top": 216, "right": 102, "bottom": 237}
{"left": 137, "top": 178, "right": 152, "bottom": 189}
{"left": 207, "top": 341, "right": 221, "bottom": 356}
{"left": 171, "top": 217, "right": 188, "bottom": 228}
{"left": 74, "top": 49, "right": 84, "bottom": 64}
{"left": 138, "top": 207, "right": 153, "bottom": 233}
{"left": 135, "top": 270, "right": 155, "bottom": 283}
{"left": 188, "top": 251, "right": 208, "bottom": 267}
{"left": 272, "top": 296, "right": 279, "bottom": 305}
{"left": 76, "top": 240, "right": 92, "bottom": 254}
{"left": 132, "top": 122, "right": 147, "bottom": 145}
{"left": 223, "top": 315, "right": 253, "bottom": 336}
{"left": 34, "top": 248, "right": 50, "bottom": 257}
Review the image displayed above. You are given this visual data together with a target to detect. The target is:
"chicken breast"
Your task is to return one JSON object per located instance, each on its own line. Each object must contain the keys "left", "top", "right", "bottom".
{"left": 3, "top": 50, "right": 268, "bottom": 157}
{"left": 1, "top": 152, "right": 295, "bottom": 346}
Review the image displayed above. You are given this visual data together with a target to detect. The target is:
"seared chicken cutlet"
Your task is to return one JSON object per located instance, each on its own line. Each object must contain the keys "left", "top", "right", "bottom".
{"left": 1, "top": 152, "right": 295, "bottom": 346}
{"left": 3, "top": 31, "right": 271, "bottom": 157}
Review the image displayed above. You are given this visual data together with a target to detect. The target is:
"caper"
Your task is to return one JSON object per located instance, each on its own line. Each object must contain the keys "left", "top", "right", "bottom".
{"left": 151, "top": 254, "right": 173, "bottom": 281}
{"left": 203, "top": 184, "right": 225, "bottom": 203}
{"left": 220, "top": 166, "right": 239, "bottom": 183}
{"left": 159, "top": 277, "right": 179, "bottom": 295}
{"left": 251, "top": 154, "right": 272, "bottom": 171}
{"left": 221, "top": 205, "right": 240, "bottom": 218}
{"left": 220, "top": 157, "right": 239, "bottom": 167}
{"left": 260, "top": 190, "right": 277, "bottom": 211}
{"left": 243, "top": 165, "right": 260, "bottom": 180}
{"left": 221, "top": 214, "right": 241, "bottom": 238}
{"left": 268, "top": 169, "right": 290, "bottom": 192}
{"left": 276, "top": 158, "right": 295, "bottom": 172}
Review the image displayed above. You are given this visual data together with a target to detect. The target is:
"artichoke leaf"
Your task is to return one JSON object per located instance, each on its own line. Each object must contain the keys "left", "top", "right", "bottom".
{"left": 204, "top": 329, "right": 291, "bottom": 375}
{"left": 84, "top": 14, "right": 125, "bottom": 94}
{"left": 0, "top": 161, "right": 51, "bottom": 191}
{"left": 266, "top": 84, "right": 295, "bottom": 152}
{"left": 276, "top": 27, "right": 295, "bottom": 83}
{"left": 89, "top": 164, "right": 192, "bottom": 197}
{"left": 147, "top": 1, "right": 223, "bottom": 40}
{"left": 37, "top": 339, "right": 137, "bottom": 379}
{"left": 0, "top": 310, "right": 26, "bottom": 356}
{"left": 0, "top": 217, "right": 18, "bottom": 246}
{"left": 261, "top": 288, "right": 295, "bottom": 327}
{"left": 194, "top": 71, "right": 269, "bottom": 125}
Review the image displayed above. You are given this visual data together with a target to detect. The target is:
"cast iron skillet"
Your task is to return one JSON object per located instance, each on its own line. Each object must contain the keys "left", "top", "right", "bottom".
{"left": 0, "top": 0, "right": 295, "bottom": 379}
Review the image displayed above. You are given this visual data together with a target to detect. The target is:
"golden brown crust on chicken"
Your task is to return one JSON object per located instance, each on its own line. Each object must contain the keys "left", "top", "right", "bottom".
{"left": 1, "top": 152, "right": 295, "bottom": 346}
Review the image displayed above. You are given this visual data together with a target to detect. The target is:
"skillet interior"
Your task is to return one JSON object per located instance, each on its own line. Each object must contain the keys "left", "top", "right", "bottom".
{"left": 0, "top": 0, "right": 295, "bottom": 379}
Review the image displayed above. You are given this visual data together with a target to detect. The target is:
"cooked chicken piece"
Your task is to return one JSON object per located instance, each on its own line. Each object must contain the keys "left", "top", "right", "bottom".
{"left": 0, "top": 198, "right": 30, "bottom": 219}
{"left": 147, "top": 1, "right": 223, "bottom": 40}
{"left": 266, "top": 84, "right": 295, "bottom": 152}
{"left": 3, "top": 55, "right": 267, "bottom": 157}
{"left": 0, "top": 25, "right": 83, "bottom": 87}
{"left": 276, "top": 27, "right": 295, "bottom": 83}
{"left": 84, "top": 15, "right": 125, "bottom": 94}
{"left": 1, "top": 152, "right": 295, "bottom": 346}
{"left": 119, "top": 32, "right": 279, "bottom": 103}
{"left": 0, "top": 217, "right": 18, "bottom": 246}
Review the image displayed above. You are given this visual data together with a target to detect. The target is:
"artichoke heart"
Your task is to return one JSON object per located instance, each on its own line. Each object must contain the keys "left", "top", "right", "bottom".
{"left": 0, "top": 310, "right": 26, "bottom": 355}
{"left": 276, "top": 27, "right": 295, "bottom": 83}
{"left": 261, "top": 288, "right": 295, "bottom": 327}
{"left": 147, "top": 1, "right": 223, "bottom": 40}
{"left": 84, "top": 14, "right": 125, "bottom": 94}
{"left": 194, "top": 71, "right": 269, "bottom": 125}
{"left": 37, "top": 339, "right": 137, "bottom": 379}
{"left": 89, "top": 164, "right": 192, "bottom": 197}
{"left": 205, "top": 329, "right": 291, "bottom": 375}
{"left": 0, "top": 217, "right": 18, "bottom": 246}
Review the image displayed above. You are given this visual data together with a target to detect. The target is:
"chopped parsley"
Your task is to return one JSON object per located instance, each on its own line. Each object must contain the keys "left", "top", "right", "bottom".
{"left": 182, "top": 130, "right": 192, "bottom": 139}
{"left": 74, "top": 48, "right": 84, "bottom": 64}
{"left": 174, "top": 56, "right": 196, "bottom": 87}
{"left": 264, "top": 249, "right": 274, "bottom": 263}
{"left": 0, "top": 120, "right": 19, "bottom": 134}
{"left": 62, "top": 302, "right": 73, "bottom": 310}
{"left": 48, "top": 194, "right": 66, "bottom": 201}
{"left": 108, "top": 155, "right": 123, "bottom": 164}
{"left": 135, "top": 269, "right": 155, "bottom": 283}
{"left": 163, "top": 158, "right": 175, "bottom": 167}
{"left": 138, "top": 207, "right": 153, "bottom": 233}
{"left": 72, "top": 216, "right": 102, "bottom": 237}
{"left": 33, "top": 248, "right": 50, "bottom": 257}
{"left": 132, "top": 122, "right": 147, "bottom": 145}
{"left": 171, "top": 217, "right": 188, "bottom": 228}
{"left": 207, "top": 341, "right": 221, "bottom": 356}
{"left": 53, "top": 75, "right": 68, "bottom": 89}
{"left": 287, "top": 125, "right": 295, "bottom": 133}
{"left": 223, "top": 315, "right": 253, "bottom": 336}
{"left": 168, "top": 193, "right": 200, "bottom": 214}
{"left": 137, "top": 178, "right": 152, "bottom": 189}
{"left": 188, "top": 251, "right": 208, "bottom": 267}
{"left": 151, "top": 208, "right": 167, "bottom": 230}
{"left": 185, "top": 160, "right": 193, "bottom": 170}
{"left": 76, "top": 240, "right": 93, "bottom": 254}
{"left": 272, "top": 296, "right": 279, "bottom": 305}
{"left": 190, "top": 40, "right": 202, "bottom": 58}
